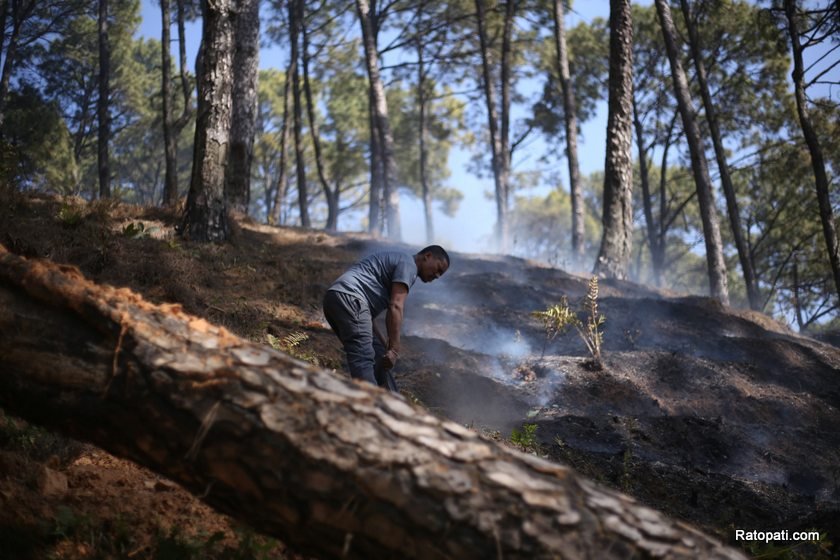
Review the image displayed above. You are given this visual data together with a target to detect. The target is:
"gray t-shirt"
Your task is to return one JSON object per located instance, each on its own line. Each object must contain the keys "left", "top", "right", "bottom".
{"left": 329, "top": 251, "right": 417, "bottom": 317}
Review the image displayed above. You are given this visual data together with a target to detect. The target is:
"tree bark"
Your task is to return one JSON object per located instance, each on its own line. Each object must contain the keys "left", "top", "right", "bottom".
{"left": 225, "top": 0, "right": 260, "bottom": 215}
{"left": 594, "top": 0, "right": 634, "bottom": 279}
{"left": 356, "top": 0, "right": 401, "bottom": 240}
{"left": 632, "top": 97, "right": 662, "bottom": 286}
{"left": 97, "top": 0, "right": 111, "bottom": 199}
{"left": 368, "top": 90, "right": 384, "bottom": 235}
{"left": 0, "top": 0, "right": 22, "bottom": 129}
{"left": 784, "top": 0, "right": 840, "bottom": 304}
{"left": 552, "top": 0, "right": 584, "bottom": 266}
{"left": 654, "top": 0, "right": 728, "bottom": 305}
{"left": 475, "top": 0, "right": 515, "bottom": 254}
{"left": 270, "top": 60, "right": 293, "bottom": 226}
{"left": 416, "top": 18, "right": 434, "bottom": 244}
{"left": 0, "top": 246, "right": 747, "bottom": 560}
{"left": 679, "top": 0, "right": 759, "bottom": 310}
{"left": 180, "top": 0, "right": 234, "bottom": 242}
{"left": 161, "top": 0, "right": 179, "bottom": 206}
{"left": 160, "top": 0, "right": 194, "bottom": 207}
{"left": 175, "top": 0, "right": 192, "bottom": 125}
{"left": 301, "top": 2, "right": 338, "bottom": 231}
{"left": 499, "top": 0, "right": 515, "bottom": 252}
{"left": 289, "top": 0, "right": 310, "bottom": 228}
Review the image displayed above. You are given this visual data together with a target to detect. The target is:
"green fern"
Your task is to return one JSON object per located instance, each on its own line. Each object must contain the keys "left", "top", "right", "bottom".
{"left": 281, "top": 331, "right": 308, "bottom": 349}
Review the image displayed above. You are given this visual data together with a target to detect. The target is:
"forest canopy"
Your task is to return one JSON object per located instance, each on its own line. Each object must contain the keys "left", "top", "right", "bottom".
{"left": 0, "top": 0, "right": 837, "bottom": 329}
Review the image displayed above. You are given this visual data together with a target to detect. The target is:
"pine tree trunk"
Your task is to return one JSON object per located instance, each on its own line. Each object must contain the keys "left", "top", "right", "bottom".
{"left": 301, "top": 3, "right": 338, "bottom": 231}
{"left": 368, "top": 91, "right": 384, "bottom": 235}
{"left": 475, "top": 0, "right": 509, "bottom": 253}
{"left": 159, "top": 0, "right": 194, "bottom": 207}
{"left": 679, "top": 0, "right": 759, "bottom": 310}
{"left": 654, "top": 0, "right": 728, "bottom": 305}
{"left": 594, "top": 0, "right": 634, "bottom": 279}
{"left": 161, "top": 0, "right": 179, "bottom": 207}
{"left": 289, "top": 0, "right": 309, "bottom": 228}
{"left": 656, "top": 113, "right": 679, "bottom": 281}
{"left": 416, "top": 33, "right": 434, "bottom": 244}
{"left": 632, "top": 97, "right": 662, "bottom": 286}
{"left": 356, "top": 0, "right": 400, "bottom": 240}
{"left": 0, "top": 0, "right": 19, "bottom": 129}
{"left": 784, "top": 0, "right": 840, "bottom": 303}
{"left": 174, "top": 0, "right": 193, "bottom": 128}
{"left": 0, "top": 246, "right": 747, "bottom": 560}
{"left": 498, "top": 0, "right": 515, "bottom": 253}
{"left": 180, "top": 0, "right": 234, "bottom": 242}
{"left": 270, "top": 57, "right": 293, "bottom": 226}
{"left": 226, "top": 0, "right": 260, "bottom": 215}
{"left": 552, "top": 0, "right": 584, "bottom": 265}
{"left": 98, "top": 0, "right": 111, "bottom": 199}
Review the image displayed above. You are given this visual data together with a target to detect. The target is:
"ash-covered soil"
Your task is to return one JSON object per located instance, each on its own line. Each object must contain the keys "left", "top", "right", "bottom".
{"left": 1, "top": 192, "right": 838, "bottom": 556}
{"left": 401, "top": 254, "right": 840, "bottom": 547}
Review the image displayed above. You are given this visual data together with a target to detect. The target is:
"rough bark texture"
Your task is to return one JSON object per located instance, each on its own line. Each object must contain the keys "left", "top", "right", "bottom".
{"left": 679, "top": 0, "right": 759, "bottom": 310}
{"left": 654, "top": 0, "right": 729, "bottom": 305}
{"left": 161, "top": 0, "right": 179, "bottom": 207}
{"left": 784, "top": 0, "right": 840, "bottom": 304}
{"left": 225, "top": 0, "right": 260, "bottom": 215}
{"left": 0, "top": 246, "right": 746, "bottom": 560}
{"left": 97, "top": 0, "right": 111, "bottom": 199}
{"left": 552, "top": 0, "right": 584, "bottom": 265}
{"left": 181, "top": 0, "right": 234, "bottom": 242}
{"left": 594, "top": 0, "right": 634, "bottom": 279}
{"left": 356, "top": 0, "right": 401, "bottom": 240}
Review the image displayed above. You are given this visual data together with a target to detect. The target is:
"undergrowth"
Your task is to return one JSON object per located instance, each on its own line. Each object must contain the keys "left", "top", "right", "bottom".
{"left": 532, "top": 276, "right": 605, "bottom": 368}
{"left": 510, "top": 423, "right": 542, "bottom": 456}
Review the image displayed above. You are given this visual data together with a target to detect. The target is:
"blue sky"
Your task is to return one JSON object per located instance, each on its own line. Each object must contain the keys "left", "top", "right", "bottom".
{"left": 135, "top": 1, "right": 628, "bottom": 254}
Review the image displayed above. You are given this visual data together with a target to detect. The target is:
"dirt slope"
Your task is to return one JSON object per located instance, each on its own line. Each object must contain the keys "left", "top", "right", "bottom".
{"left": 0, "top": 192, "right": 838, "bottom": 558}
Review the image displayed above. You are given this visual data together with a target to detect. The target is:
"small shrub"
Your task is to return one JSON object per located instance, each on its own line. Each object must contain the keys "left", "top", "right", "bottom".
{"left": 532, "top": 276, "right": 605, "bottom": 368}
{"left": 510, "top": 423, "right": 540, "bottom": 454}
{"left": 57, "top": 202, "right": 83, "bottom": 228}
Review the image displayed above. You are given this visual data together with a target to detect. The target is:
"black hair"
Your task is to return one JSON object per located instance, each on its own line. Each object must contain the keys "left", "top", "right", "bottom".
{"left": 418, "top": 245, "right": 450, "bottom": 266}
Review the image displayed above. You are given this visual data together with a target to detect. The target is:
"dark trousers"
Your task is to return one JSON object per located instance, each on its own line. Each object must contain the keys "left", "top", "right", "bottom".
{"left": 323, "top": 290, "right": 397, "bottom": 392}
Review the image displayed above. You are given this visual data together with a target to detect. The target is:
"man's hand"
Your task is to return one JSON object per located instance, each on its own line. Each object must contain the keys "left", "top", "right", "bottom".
{"left": 381, "top": 348, "right": 399, "bottom": 369}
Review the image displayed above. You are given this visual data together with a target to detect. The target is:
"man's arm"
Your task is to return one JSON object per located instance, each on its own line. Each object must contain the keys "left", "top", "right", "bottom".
{"left": 382, "top": 282, "right": 408, "bottom": 369}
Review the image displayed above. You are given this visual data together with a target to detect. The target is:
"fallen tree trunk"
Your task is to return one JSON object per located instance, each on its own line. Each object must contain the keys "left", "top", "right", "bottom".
{"left": 0, "top": 246, "right": 745, "bottom": 559}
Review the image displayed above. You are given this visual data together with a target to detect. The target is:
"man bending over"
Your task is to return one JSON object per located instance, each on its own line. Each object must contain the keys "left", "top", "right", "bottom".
{"left": 323, "top": 245, "right": 450, "bottom": 391}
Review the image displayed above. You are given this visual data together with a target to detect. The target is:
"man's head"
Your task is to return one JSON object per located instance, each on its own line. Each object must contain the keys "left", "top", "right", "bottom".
{"left": 415, "top": 245, "right": 450, "bottom": 283}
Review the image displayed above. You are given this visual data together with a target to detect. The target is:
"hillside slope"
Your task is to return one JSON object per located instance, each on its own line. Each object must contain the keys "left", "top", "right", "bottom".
{"left": 0, "top": 193, "right": 837, "bottom": 557}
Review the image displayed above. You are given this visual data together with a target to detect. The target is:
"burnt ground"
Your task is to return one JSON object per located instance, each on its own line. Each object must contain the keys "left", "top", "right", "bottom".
{"left": 0, "top": 191, "right": 839, "bottom": 558}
